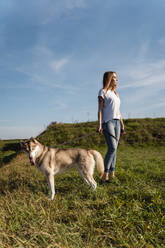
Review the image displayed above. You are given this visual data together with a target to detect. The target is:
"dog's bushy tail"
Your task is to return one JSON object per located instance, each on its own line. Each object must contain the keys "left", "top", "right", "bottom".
{"left": 89, "top": 150, "right": 104, "bottom": 178}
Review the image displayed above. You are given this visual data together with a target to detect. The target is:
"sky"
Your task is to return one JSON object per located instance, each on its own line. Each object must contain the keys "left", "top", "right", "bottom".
{"left": 0, "top": 0, "right": 165, "bottom": 139}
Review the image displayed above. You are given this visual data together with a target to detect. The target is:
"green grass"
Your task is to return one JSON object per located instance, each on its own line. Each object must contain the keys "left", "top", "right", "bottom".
{"left": 0, "top": 145, "right": 165, "bottom": 248}
{"left": 37, "top": 118, "right": 165, "bottom": 147}
{"left": 0, "top": 139, "right": 20, "bottom": 167}
{"left": 0, "top": 118, "right": 165, "bottom": 166}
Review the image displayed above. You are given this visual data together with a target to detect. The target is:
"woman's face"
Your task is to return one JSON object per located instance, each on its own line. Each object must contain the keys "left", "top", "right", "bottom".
{"left": 111, "top": 73, "right": 118, "bottom": 90}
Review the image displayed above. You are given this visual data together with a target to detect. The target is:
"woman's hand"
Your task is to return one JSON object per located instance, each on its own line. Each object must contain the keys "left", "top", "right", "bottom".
{"left": 121, "top": 128, "right": 126, "bottom": 135}
{"left": 97, "top": 125, "right": 102, "bottom": 133}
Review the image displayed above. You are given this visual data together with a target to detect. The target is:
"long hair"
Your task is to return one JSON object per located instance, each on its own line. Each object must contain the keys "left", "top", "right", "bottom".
{"left": 103, "top": 71, "right": 116, "bottom": 91}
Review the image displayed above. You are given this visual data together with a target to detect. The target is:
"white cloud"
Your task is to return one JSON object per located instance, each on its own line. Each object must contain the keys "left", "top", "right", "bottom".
{"left": 50, "top": 58, "right": 69, "bottom": 72}
{"left": 56, "top": 102, "right": 68, "bottom": 109}
{"left": 118, "top": 58, "right": 165, "bottom": 117}
{"left": 15, "top": 64, "right": 77, "bottom": 92}
{"left": 147, "top": 100, "right": 165, "bottom": 109}
{"left": 138, "top": 41, "right": 150, "bottom": 59}
{"left": 120, "top": 59, "right": 165, "bottom": 89}
{"left": 13, "top": 47, "right": 78, "bottom": 93}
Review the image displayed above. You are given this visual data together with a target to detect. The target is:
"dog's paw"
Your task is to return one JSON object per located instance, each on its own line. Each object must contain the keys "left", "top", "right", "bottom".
{"left": 48, "top": 197, "right": 54, "bottom": 201}
{"left": 49, "top": 194, "right": 55, "bottom": 200}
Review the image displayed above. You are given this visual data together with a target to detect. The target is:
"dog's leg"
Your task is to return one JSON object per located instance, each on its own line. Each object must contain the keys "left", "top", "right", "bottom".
{"left": 79, "top": 167, "right": 97, "bottom": 190}
{"left": 82, "top": 159, "right": 97, "bottom": 190}
{"left": 47, "top": 173, "right": 55, "bottom": 200}
{"left": 78, "top": 170, "right": 90, "bottom": 185}
{"left": 86, "top": 175, "right": 97, "bottom": 190}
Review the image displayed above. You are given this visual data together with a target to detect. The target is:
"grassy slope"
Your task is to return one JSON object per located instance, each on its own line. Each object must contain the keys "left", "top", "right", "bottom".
{"left": 1, "top": 118, "right": 165, "bottom": 165}
{"left": 37, "top": 118, "right": 165, "bottom": 148}
{"left": 0, "top": 118, "right": 165, "bottom": 247}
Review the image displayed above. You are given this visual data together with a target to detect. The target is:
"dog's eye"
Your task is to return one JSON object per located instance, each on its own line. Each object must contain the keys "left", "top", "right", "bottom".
{"left": 30, "top": 146, "right": 35, "bottom": 151}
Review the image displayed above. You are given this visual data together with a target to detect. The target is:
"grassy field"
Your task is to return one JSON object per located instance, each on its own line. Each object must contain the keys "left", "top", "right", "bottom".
{"left": 0, "top": 144, "right": 165, "bottom": 248}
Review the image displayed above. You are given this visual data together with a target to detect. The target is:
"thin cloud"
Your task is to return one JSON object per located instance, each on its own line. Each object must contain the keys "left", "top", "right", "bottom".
{"left": 138, "top": 41, "right": 150, "bottom": 59}
{"left": 147, "top": 100, "right": 165, "bottom": 109}
{"left": 118, "top": 57, "right": 165, "bottom": 117}
{"left": 55, "top": 102, "right": 68, "bottom": 110}
{"left": 120, "top": 59, "right": 165, "bottom": 89}
{"left": 17, "top": 74, "right": 77, "bottom": 93}
{"left": 50, "top": 58, "right": 69, "bottom": 72}
{"left": 66, "top": 0, "right": 86, "bottom": 9}
{"left": 40, "top": 0, "right": 86, "bottom": 24}
{"left": 12, "top": 45, "right": 77, "bottom": 92}
{"left": 158, "top": 37, "right": 165, "bottom": 45}
{"left": 15, "top": 66, "right": 78, "bottom": 91}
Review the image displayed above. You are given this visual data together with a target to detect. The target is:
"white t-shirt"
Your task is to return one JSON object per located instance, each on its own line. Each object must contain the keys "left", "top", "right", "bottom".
{"left": 98, "top": 88, "right": 121, "bottom": 123}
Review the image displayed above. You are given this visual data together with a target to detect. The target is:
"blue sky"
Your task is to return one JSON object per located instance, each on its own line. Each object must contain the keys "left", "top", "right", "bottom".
{"left": 0, "top": 0, "right": 165, "bottom": 139}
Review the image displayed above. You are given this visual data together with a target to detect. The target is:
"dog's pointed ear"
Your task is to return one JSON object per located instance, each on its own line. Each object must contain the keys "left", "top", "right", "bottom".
{"left": 30, "top": 137, "right": 38, "bottom": 144}
{"left": 20, "top": 140, "right": 27, "bottom": 149}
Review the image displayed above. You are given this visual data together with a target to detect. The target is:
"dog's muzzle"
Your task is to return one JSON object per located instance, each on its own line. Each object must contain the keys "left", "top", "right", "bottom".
{"left": 29, "top": 156, "right": 35, "bottom": 166}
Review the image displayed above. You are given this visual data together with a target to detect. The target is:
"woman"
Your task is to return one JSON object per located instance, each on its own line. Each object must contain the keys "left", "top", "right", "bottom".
{"left": 97, "top": 71, "right": 125, "bottom": 182}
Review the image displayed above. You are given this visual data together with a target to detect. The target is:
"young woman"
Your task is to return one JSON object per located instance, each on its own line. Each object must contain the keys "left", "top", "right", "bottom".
{"left": 97, "top": 71, "right": 125, "bottom": 182}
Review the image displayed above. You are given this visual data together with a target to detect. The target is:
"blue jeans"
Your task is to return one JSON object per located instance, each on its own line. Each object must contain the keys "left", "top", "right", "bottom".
{"left": 102, "top": 119, "right": 121, "bottom": 173}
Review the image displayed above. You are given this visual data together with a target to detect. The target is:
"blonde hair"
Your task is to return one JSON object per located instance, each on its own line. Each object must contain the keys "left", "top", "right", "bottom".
{"left": 103, "top": 71, "right": 116, "bottom": 91}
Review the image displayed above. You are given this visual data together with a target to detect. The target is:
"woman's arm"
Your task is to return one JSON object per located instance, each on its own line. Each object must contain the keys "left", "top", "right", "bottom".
{"left": 97, "top": 96, "right": 104, "bottom": 133}
{"left": 115, "top": 91, "right": 125, "bottom": 133}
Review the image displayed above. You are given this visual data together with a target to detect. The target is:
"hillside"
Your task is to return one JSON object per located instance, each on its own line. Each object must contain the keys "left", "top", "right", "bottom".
{"left": 37, "top": 118, "right": 165, "bottom": 148}
{"left": 0, "top": 118, "right": 165, "bottom": 167}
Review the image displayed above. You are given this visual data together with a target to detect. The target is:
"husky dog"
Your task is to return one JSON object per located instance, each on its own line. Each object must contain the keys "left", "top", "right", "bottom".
{"left": 21, "top": 138, "right": 104, "bottom": 200}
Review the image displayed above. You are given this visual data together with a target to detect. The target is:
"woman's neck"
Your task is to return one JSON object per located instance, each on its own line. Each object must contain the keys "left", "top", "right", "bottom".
{"left": 103, "top": 87, "right": 115, "bottom": 92}
{"left": 109, "top": 87, "right": 115, "bottom": 92}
